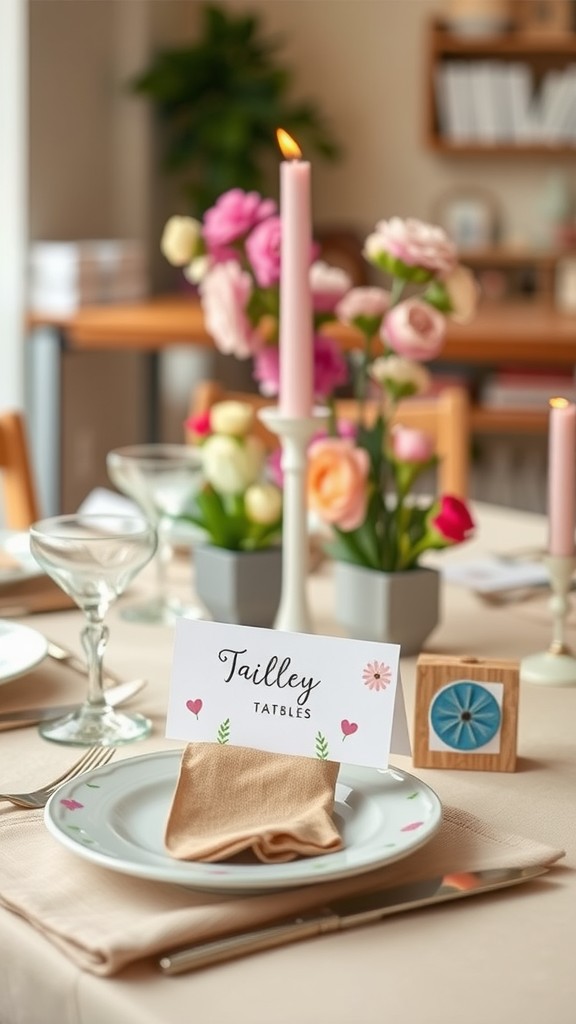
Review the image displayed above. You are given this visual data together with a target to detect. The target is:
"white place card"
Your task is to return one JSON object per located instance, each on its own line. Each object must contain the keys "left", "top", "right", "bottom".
{"left": 166, "top": 619, "right": 410, "bottom": 770}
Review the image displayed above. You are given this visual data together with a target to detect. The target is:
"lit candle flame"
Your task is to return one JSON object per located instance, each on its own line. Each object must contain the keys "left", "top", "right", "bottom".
{"left": 550, "top": 397, "right": 570, "bottom": 409}
{"left": 276, "top": 128, "right": 302, "bottom": 160}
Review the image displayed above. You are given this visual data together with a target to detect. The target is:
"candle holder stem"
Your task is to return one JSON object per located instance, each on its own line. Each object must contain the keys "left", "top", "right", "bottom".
{"left": 259, "top": 406, "right": 328, "bottom": 633}
{"left": 520, "top": 555, "right": 576, "bottom": 686}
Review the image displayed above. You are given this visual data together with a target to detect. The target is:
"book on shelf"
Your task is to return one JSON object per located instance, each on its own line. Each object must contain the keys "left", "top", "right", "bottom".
{"left": 482, "top": 368, "right": 576, "bottom": 409}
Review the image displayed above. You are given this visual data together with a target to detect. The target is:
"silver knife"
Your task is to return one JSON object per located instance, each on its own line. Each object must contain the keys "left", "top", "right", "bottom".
{"left": 158, "top": 865, "right": 549, "bottom": 975}
{"left": 0, "top": 678, "right": 147, "bottom": 729}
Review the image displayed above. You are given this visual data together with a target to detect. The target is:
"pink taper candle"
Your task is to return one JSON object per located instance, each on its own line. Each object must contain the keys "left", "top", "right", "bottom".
{"left": 548, "top": 397, "right": 576, "bottom": 556}
{"left": 277, "top": 128, "right": 313, "bottom": 419}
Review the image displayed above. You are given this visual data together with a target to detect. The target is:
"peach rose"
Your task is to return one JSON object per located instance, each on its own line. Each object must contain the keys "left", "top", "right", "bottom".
{"left": 307, "top": 438, "right": 370, "bottom": 531}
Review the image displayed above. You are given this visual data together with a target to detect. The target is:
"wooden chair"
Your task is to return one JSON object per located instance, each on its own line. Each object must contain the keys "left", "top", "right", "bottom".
{"left": 0, "top": 410, "right": 41, "bottom": 528}
{"left": 189, "top": 381, "right": 471, "bottom": 498}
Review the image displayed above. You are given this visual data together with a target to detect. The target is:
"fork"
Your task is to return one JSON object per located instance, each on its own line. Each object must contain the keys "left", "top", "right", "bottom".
{"left": 0, "top": 746, "right": 116, "bottom": 809}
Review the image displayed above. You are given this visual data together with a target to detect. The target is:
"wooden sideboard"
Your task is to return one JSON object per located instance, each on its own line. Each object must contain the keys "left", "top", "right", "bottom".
{"left": 28, "top": 293, "right": 576, "bottom": 437}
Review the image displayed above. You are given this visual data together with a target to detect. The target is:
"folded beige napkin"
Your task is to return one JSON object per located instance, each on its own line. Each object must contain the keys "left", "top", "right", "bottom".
{"left": 0, "top": 573, "right": 74, "bottom": 615}
{"left": 0, "top": 801, "right": 564, "bottom": 976}
{"left": 0, "top": 652, "right": 93, "bottom": 726}
{"left": 165, "top": 743, "right": 343, "bottom": 863}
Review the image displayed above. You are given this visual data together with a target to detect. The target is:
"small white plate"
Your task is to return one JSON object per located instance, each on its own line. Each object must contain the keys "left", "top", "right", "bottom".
{"left": 0, "top": 620, "right": 49, "bottom": 684}
{"left": 44, "top": 749, "right": 442, "bottom": 892}
{"left": 0, "top": 530, "right": 43, "bottom": 585}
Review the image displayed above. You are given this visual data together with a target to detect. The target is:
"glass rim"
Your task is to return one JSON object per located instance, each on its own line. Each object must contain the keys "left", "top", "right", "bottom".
{"left": 29, "top": 513, "right": 156, "bottom": 541}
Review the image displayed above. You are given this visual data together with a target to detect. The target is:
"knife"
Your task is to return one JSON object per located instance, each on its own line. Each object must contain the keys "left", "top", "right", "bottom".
{"left": 158, "top": 865, "right": 549, "bottom": 975}
{"left": 0, "top": 678, "right": 147, "bottom": 729}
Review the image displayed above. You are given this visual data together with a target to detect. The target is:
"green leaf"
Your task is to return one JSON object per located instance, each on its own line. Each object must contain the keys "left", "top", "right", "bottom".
{"left": 315, "top": 731, "right": 329, "bottom": 760}
{"left": 217, "top": 718, "right": 230, "bottom": 744}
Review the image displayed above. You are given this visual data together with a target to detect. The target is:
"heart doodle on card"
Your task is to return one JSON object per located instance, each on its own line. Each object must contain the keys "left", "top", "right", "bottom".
{"left": 186, "top": 698, "right": 203, "bottom": 718}
{"left": 341, "top": 719, "right": 358, "bottom": 740}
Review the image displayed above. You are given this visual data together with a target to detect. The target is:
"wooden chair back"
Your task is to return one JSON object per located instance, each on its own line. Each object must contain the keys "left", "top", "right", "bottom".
{"left": 190, "top": 381, "right": 470, "bottom": 498}
{"left": 0, "top": 410, "right": 41, "bottom": 528}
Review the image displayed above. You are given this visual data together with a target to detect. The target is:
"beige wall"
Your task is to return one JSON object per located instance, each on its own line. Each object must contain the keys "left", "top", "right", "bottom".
{"left": 29, "top": 0, "right": 570, "bottom": 255}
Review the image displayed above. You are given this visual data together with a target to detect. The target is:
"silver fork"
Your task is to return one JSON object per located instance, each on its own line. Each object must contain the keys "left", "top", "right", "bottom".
{"left": 0, "top": 746, "right": 116, "bottom": 809}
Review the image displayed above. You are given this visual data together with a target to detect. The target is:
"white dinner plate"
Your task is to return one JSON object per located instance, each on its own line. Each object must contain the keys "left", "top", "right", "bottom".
{"left": 0, "top": 529, "right": 43, "bottom": 585}
{"left": 0, "top": 620, "right": 49, "bottom": 684}
{"left": 44, "top": 749, "right": 442, "bottom": 892}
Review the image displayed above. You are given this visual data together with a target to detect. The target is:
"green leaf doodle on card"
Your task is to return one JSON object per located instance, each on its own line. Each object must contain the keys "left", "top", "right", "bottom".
{"left": 315, "top": 731, "right": 329, "bottom": 760}
{"left": 217, "top": 718, "right": 230, "bottom": 744}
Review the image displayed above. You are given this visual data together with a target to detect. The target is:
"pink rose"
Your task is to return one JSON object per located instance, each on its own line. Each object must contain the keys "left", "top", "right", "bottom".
{"left": 430, "top": 495, "right": 475, "bottom": 544}
{"left": 200, "top": 262, "right": 263, "bottom": 360}
{"left": 307, "top": 437, "right": 370, "bottom": 531}
{"left": 245, "top": 216, "right": 282, "bottom": 287}
{"left": 336, "top": 287, "right": 390, "bottom": 331}
{"left": 391, "top": 424, "right": 434, "bottom": 463}
{"left": 203, "top": 189, "right": 277, "bottom": 260}
{"left": 253, "top": 346, "right": 279, "bottom": 397}
{"left": 310, "top": 261, "right": 352, "bottom": 314}
{"left": 383, "top": 298, "right": 446, "bottom": 361}
{"left": 365, "top": 217, "right": 457, "bottom": 277}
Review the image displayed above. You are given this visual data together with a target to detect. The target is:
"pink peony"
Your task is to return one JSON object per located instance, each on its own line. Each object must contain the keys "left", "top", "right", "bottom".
{"left": 200, "top": 262, "right": 263, "bottom": 360}
{"left": 391, "top": 424, "right": 435, "bottom": 464}
{"left": 245, "top": 215, "right": 282, "bottom": 287}
{"left": 203, "top": 189, "right": 277, "bottom": 261}
{"left": 431, "top": 495, "right": 475, "bottom": 544}
{"left": 307, "top": 437, "right": 370, "bottom": 531}
{"left": 310, "top": 261, "right": 352, "bottom": 314}
{"left": 383, "top": 298, "right": 446, "bottom": 361}
{"left": 254, "top": 334, "right": 349, "bottom": 401}
{"left": 312, "top": 334, "right": 349, "bottom": 399}
{"left": 365, "top": 217, "right": 457, "bottom": 277}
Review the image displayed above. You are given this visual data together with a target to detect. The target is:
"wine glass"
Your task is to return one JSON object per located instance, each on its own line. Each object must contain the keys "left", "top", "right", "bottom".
{"left": 106, "top": 443, "right": 204, "bottom": 625}
{"left": 29, "top": 514, "right": 157, "bottom": 746}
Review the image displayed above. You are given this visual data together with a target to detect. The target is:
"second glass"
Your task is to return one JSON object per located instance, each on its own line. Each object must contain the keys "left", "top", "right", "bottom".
{"left": 106, "top": 444, "right": 204, "bottom": 625}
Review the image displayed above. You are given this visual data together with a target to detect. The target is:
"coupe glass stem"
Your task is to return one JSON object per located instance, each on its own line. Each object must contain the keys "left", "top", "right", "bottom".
{"left": 81, "top": 619, "right": 109, "bottom": 709}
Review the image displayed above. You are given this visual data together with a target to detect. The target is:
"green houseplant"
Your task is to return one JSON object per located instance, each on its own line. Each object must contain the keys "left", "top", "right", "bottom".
{"left": 132, "top": 3, "right": 341, "bottom": 215}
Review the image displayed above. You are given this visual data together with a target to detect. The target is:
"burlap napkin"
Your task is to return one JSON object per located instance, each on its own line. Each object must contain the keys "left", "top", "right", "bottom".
{"left": 164, "top": 743, "right": 343, "bottom": 863}
{"left": 0, "top": 802, "right": 564, "bottom": 976}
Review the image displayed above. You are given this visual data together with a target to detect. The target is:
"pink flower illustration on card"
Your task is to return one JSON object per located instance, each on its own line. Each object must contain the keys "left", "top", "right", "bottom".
{"left": 186, "top": 698, "right": 203, "bottom": 719}
{"left": 362, "top": 660, "right": 392, "bottom": 692}
{"left": 341, "top": 719, "right": 358, "bottom": 741}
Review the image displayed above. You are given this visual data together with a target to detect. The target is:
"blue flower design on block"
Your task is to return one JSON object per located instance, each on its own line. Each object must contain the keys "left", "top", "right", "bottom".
{"left": 430, "top": 680, "right": 501, "bottom": 751}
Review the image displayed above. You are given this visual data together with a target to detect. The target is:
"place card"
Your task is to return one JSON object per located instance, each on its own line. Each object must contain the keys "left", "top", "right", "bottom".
{"left": 166, "top": 619, "right": 410, "bottom": 770}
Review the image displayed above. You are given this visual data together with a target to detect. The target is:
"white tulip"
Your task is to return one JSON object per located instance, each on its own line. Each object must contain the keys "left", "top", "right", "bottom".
{"left": 244, "top": 483, "right": 282, "bottom": 525}
{"left": 210, "top": 400, "right": 255, "bottom": 438}
{"left": 202, "top": 434, "right": 265, "bottom": 496}
{"left": 160, "top": 215, "right": 202, "bottom": 267}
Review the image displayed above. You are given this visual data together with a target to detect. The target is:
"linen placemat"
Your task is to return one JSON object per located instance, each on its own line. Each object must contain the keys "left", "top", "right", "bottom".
{"left": 0, "top": 804, "right": 564, "bottom": 976}
{"left": 165, "top": 743, "right": 343, "bottom": 863}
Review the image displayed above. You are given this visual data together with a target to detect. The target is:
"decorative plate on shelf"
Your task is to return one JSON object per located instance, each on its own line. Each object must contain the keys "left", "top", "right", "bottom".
{"left": 44, "top": 749, "right": 442, "bottom": 893}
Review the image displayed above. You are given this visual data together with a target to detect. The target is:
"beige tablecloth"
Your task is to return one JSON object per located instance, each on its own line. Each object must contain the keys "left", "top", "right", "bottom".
{"left": 0, "top": 503, "right": 575, "bottom": 1024}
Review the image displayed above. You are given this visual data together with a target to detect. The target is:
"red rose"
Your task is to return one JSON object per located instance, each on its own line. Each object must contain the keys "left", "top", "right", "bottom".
{"left": 431, "top": 495, "right": 475, "bottom": 544}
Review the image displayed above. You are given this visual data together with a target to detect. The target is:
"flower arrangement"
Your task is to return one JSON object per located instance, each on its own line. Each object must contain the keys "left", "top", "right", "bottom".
{"left": 307, "top": 217, "right": 477, "bottom": 571}
{"left": 184, "top": 400, "right": 282, "bottom": 551}
{"left": 161, "top": 188, "right": 350, "bottom": 403}
{"left": 162, "top": 193, "right": 478, "bottom": 572}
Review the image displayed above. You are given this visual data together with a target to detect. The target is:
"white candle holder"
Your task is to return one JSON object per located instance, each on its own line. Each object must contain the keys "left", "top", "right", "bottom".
{"left": 259, "top": 405, "right": 329, "bottom": 633}
{"left": 520, "top": 554, "right": 576, "bottom": 686}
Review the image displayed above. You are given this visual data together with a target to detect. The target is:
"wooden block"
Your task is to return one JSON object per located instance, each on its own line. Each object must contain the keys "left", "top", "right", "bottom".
{"left": 413, "top": 653, "right": 519, "bottom": 772}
